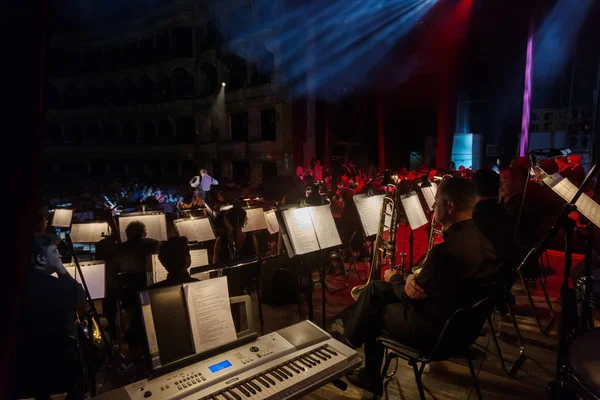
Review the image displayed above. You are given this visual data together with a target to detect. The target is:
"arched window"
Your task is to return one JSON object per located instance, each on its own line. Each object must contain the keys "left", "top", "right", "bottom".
{"left": 123, "top": 42, "right": 138, "bottom": 68}
{"left": 222, "top": 54, "right": 247, "bottom": 91}
{"left": 84, "top": 121, "right": 101, "bottom": 143}
{"left": 172, "top": 66, "right": 195, "bottom": 99}
{"left": 103, "top": 121, "right": 119, "bottom": 141}
{"left": 198, "top": 62, "right": 218, "bottom": 97}
{"left": 137, "top": 74, "right": 154, "bottom": 104}
{"left": 176, "top": 117, "right": 196, "bottom": 144}
{"left": 154, "top": 71, "right": 171, "bottom": 102}
{"left": 122, "top": 120, "right": 139, "bottom": 145}
{"left": 158, "top": 119, "right": 174, "bottom": 143}
{"left": 206, "top": 20, "right": 223, "bottom": 50}
{"left": 102, "top": 81, "right": 119, "bottom": 106}
{"left": 120, "top": 77, "right": 137, "bottom": 105}
{"left": 81, "top": 82, "right": 99, "bottom": 108}
{"left": 63, "top": 83, "right": 81, "bottom": 109}
{"left": 45, "top": 83, "right": 61, "bottom": 110}
{"left": 140, "top": 37, "right": 154, "bottom": 64}
{"left": 142, "top": 120, "right": 157, "bottom": 141}
{"left": 155, "top": 31, "right": 171, "bottom": 62}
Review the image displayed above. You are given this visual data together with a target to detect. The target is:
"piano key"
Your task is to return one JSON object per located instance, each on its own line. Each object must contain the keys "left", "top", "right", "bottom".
{"left": 302, "top": 356, "right": 316, "bottom": 366}
{"left": 269, "top": 371, "right": 283, "bottom": 382}
{"left": 236, "top": 384, "right": 251, "bottom": 397}
{"left": 298, "top": 358, "right": 313, "bottom": 367}
{"left": 227, "top": 389, "right": 242, "bottom": 400}
{"left": 255, "top": 375, "right": 270, "bottom": 388}
{"left": 291, "top": 360, "right": 305, "bottom": 371}
{"left": 241, "top": 382, "right": 255, "bottom": 395}
{"left": 322, "top": 346, "right": 338, "bottom": 356}
{"left": 276, "top": 368, "right": 289, "bottom": 379}
{"left": 306, "top": 354, "right": 320, "bottom": 364}
{"left": 286, "top": 362, "right": 300, "bottom": 374}
{"left": 230, "top": 387, "right": 251, "bottom": 400}
{"left": 279, "top": 366, "right": 293, "bottom": 377}
{"left": 312, "top": 351, "right": 327, "bottom": 361}
{"left": 251, "top": 380, "right": 273, "bottom": 398}
{"left": 221, "top": 391, "right": 234, "bottom": 400}
{"left": 261, "top": 374, "right": 275, "bottom": 386}
{"left": 247, "top": 380, "right": 261, "bottom": 392}
{"left": 315, "top": 349, "right": 331, "bottom": 359}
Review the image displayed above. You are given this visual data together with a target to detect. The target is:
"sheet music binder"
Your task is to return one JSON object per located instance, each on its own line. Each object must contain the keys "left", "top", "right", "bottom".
{"left": 151, "top": 249, "right": 210, "bottom": 284}
{"left": 353, "top": 194, "right": 389, "bottom": 237}
{"left": 173, "top": 217, "right": 216, "bottom": 243}
{"left": 544, "top": 173, "right": 600, "bottom": 228}
{"left": 241, "top": 207, "right": 268, "bottom": 233}
{"left": 418, "top": 182, "right": 438, "bottom": 211}
{"left": 69, "top": 222, "right": 110, "bottom": 243}
{"left": 278, "top": 204, "right": 342, "bottom": 257}
{"left": 118, "top": 211, "right": 168, "bottom": 242}
{"left": 51, "top": 209, "right": 74, "bottom": 228}
{"left": 401, "top": 193, "right": 428, "bottom": 230}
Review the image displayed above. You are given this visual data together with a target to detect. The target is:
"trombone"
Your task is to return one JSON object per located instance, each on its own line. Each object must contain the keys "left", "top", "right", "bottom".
{"left": 350, "top": 181, "right": 400, "bottom": 301}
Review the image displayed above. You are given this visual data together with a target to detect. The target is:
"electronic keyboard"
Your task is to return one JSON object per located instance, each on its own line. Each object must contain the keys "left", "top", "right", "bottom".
{"left": 97, "top": 320, "right": 361, "bottom": 400}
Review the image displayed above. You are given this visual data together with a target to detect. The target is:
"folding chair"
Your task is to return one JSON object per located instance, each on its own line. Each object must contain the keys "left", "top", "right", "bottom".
{"left": 376, "top": 295, "right": 498, "bottom": 400}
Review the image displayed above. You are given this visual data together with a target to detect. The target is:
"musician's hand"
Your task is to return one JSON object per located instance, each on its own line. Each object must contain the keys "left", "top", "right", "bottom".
{"left": 405, "top": 274, "right": 425, "bottom": 299}
{"left": 384, "top": 268, "right": 397, "bottom": 282}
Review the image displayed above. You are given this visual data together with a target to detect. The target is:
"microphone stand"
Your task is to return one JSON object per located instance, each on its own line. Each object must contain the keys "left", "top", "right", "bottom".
{"left": 64, "top": 232, "right": 112, "bottom": 397}
{"left": 545, "top": 162, "right": 599, "bottom": 400}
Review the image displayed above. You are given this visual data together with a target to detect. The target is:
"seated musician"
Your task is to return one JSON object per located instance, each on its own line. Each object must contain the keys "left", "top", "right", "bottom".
{"left": 471, "top": 168, "right": 518, "bottom": 267}
{"left": 148, "top": 236, "right": 199, "bottom": 290}
{"left": 344, "top": 178, "right": 498, "bottom": 395}
{"left": 10, "top": 234, "right": 86, "bottom": 399}
{"left": 116, "top": 220, "right": 159, "bottom": 275}
{"left": 213, "top": 206, "right": 259, "bottom": 296}
{"left": 178, "top": 189, "right": 206, "bottom": 210}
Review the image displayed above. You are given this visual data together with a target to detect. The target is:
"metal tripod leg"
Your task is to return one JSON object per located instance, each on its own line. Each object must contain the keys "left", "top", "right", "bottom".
{"left": 487, "top": 304, "right": 527, "bottom": 378}
{"left": 519, "top": 270, "right": 555, "bottom": 335}
{"left": 383, "top": 349, "right": 399, "bottom": 378}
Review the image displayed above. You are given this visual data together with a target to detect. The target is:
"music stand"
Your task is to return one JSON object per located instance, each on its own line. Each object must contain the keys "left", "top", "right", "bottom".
{"left": 400, "top": 191, "right": 429, "bottom": 269}
{"left": 522, "top": 163, "right": 600, "bottom": 399}
{"left": 276, "top": 203, "right": 342, "bottom": 328}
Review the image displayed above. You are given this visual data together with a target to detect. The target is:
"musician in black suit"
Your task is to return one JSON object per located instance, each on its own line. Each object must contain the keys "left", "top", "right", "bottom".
{"left": 344, "top": 178, "right": 498, "bottom": 395}
{"left": 10, "top": 234, "right": 87, "bottom": 399}
{"left": 471, "top": 168, "right": 517, "bottom": 267}
{"left": 148, "top": 236, "right": 199, "bottom": 290}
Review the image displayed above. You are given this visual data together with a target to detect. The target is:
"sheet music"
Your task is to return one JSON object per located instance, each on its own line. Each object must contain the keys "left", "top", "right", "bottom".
{"left": 119, "top": 214, "right": 168, "bottom": 242}
{"left": 575, "top": 194, "right": 600, "bottom": 228}
{"left": 52, "top": 209, "right": 73, "bottom": 228}
{"left": 220, "top": 205, "right": 234, "bottom": 211}
{"left": 401, "top": 193, "right": 428, "bottom": 230}
{"left": 353, "top": 194, "right": 388, "bottom": 237}
{"left": 63, "top": 262, "right": 106, "bottom": 299}
{"left": 282, "top": 208, "right": 320, "bottom": 255}
{"left": 264, "top": 210, "right": 280, "bottom": 234}
{"left": 189, "top": 249, "right": 209, "bottom": 269}
{"left": 174, "top": 218, "right": 215, "bottom": 243}
{"left": 184, "top": 277, "right": 237, "bottom": 354}
{"left": 242, "top": 207, "right": 268, "bottom": 232}
{"left": 420, "top": 183, "right": 438, "bottom": 211}
{"left": 308, "top": 205, "right": 342, "bottom": 250}
{"left": 70, "top": 222, "right": 110, "bottom": 243}
{"left": 139, "top": 292, "right": 160, "bottom": 363}
{"left": 152, "top": 255, "right": 169, "bottom": 283}
{"left": 543, "top": 173, "right": 578, "bottom": 203}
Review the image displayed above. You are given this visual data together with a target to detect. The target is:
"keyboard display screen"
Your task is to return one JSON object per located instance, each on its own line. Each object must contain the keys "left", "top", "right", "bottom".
{"left": 208, "top": 360, "right": 232, "bottom": 373}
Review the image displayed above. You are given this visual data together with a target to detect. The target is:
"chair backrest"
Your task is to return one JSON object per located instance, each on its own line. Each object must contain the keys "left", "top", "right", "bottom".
{"left": 428, "top": 294, "right": 498, "bottom": 361}
{"left": 114, "top": 271, "right": 147, "bottom": 309}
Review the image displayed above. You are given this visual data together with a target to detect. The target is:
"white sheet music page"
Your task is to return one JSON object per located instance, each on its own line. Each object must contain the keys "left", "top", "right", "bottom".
{"left": 575, "top": 194, "right": 600, "bottom": 228}
{"left": 189, "top": 249, "right": 209, "bottom": 272}
{"left": 402, "top": 194, "right": 428, "bottom": 230}
{"left": 242, "top": 207, "right": 268, "bottom": 232}
{"left": 282, "top": 207, "right": 320, "bottom": 255}
{"left": 175, "top": 218, "right": 215, "bottom": 243}
{"left": 183, "top": 277, "right": 237, "bottom": 354}
{"left": 52, "top": 209, "right": 73, "bottom": 228}
{"left": 70, "top": 222, "right": 110, "bottom": 243}
{"left": 421, "top": 187, "right": 436, "bottom": 211}
{"left": 309, "top": 205, "right": 342, "bottom": 250}
{"left": 119, "top": 214, "right": 168, "bottom": 242}
{"left": 544, "top": 173, "right": 578, "bottom": 203}
{"left": 264, "top": 210, "right": 280, "bottom": 234}
{"left": 75, "top": 262, "right": 106, "bottom": 299}
{"left": 354, "top": 194, "right": 388, "bottom": 237}
{"left": 152, "top": 255, "right": 169, "bottom": 283}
